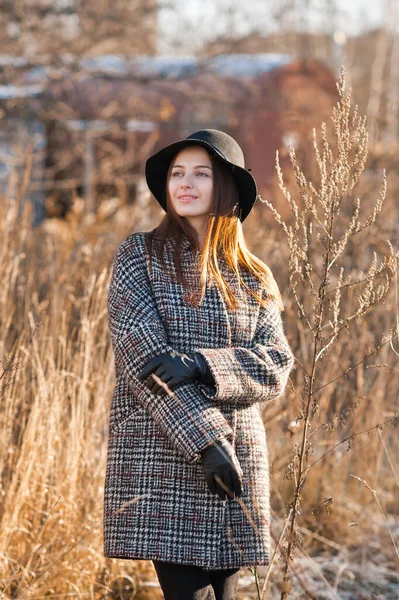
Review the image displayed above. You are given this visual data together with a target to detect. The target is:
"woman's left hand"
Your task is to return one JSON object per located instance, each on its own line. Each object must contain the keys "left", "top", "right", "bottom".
{"left": 137, "top": 351, "right": 203, "bottom": 395}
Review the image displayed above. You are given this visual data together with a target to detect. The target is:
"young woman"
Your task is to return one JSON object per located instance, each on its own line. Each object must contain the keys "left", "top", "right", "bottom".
{"left": 103, "top": 129, "right": 295, "bottom": 600}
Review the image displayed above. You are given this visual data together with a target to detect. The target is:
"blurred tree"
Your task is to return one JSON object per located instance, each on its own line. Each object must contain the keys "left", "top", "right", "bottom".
{"left": 367, "top": 0, "right": 398, "bottom": 145}
{"left": 384, "top": 32, "right": 399, "bottom": 145}
{"left": 196, "top": 0, "right": 399, "bottom": 148}
{"left": 199, "top": 0, "right": 344, "bottom": 74}
{"left": 0, "top": 0, "right": 158, "bottom": 58}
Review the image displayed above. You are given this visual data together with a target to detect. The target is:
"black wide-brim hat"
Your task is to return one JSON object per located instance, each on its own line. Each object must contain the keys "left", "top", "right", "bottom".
{"left": 145, "top": 129, "right": 258, "bottom": 222}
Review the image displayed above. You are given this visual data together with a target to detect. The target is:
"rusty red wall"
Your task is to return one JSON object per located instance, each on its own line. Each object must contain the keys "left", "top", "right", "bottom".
{"left": 43, "top": 59, "right": 338, "bottom": 214}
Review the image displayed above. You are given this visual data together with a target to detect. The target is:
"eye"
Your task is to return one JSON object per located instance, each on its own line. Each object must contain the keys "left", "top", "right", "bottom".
{"left": 197, "top": 172, "right": 209, "bottom": 177}
{"left": 171, "top": 171, "right": 183, "bottom": 177}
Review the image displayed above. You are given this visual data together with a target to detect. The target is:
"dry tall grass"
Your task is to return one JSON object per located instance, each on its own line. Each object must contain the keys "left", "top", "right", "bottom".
{"left": 0, "top": 200, "right": 157, "bottom": 597}
{"left": 258, "top": 69, "right": 399, "bottom": 598}
{"left": 1, "top": 72, "right": 398, "bottom": 599}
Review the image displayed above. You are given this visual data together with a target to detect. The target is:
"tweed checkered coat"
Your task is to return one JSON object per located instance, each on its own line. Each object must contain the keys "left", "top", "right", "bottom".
{"left": 103, "top": 230, "right": 294, "bottom": 570}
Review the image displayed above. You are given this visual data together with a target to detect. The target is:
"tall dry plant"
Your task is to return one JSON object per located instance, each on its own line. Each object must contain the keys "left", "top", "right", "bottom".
{"left": 1, "top": 70, "right": 399, "bottom": 598}
{"left": 0, "top": 194, "right": 150, "bottom": 598}
{"left": 259, "top": 68, "right": 399, "bottom": 598}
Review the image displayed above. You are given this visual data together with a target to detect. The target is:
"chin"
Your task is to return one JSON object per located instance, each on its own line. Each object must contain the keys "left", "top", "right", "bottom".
{"left": 179, "top": 210, "right": 203, "bottom": 217}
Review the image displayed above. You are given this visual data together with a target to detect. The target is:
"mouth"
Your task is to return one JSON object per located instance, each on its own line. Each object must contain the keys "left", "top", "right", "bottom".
{"left": 178, "top": 195, "right": 198, "bottom": 203}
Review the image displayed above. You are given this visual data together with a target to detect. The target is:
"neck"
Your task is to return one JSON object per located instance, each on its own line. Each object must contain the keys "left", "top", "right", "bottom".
{"left": 186, "top": 217, "right": 207, "bottom": 250}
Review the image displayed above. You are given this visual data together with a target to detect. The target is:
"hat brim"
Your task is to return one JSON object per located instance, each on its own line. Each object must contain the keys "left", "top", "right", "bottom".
{"left": 145, "top": 138, "right": 258, "bottom": 222}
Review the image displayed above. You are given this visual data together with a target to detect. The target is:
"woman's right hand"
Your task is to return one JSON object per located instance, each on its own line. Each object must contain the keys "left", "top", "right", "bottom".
{"left": 200, "top": 438, "right": 243, "bottom": 500}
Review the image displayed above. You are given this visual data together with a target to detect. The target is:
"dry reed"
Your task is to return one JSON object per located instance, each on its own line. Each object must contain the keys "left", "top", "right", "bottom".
{"left": 258, "top": 68, "right": 399, "bottom": 598}
{"left": 0, "top": 69, "right": 398, "bottom": 599}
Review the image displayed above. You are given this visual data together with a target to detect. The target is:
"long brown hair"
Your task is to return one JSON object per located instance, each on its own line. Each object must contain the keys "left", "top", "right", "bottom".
{"left": 145, "top": 148, "right": 284, "bottom": 312}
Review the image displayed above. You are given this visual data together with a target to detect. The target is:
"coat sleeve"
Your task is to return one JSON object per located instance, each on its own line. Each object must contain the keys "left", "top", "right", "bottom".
{"left": 107, "top": 232, "right": 233, "bottom": 464}
{"left": 195, "top": 294, "right": 295, "bottom": 407}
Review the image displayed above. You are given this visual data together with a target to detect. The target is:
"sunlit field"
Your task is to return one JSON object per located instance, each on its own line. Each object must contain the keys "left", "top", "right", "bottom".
{"left": 1, "top": 78, "right": 398, "bottom": 599}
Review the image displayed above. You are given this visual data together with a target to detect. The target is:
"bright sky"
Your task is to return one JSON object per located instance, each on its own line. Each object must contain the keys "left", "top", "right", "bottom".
{"left": 158, "top": 0, "right": 388, "bottom": 54}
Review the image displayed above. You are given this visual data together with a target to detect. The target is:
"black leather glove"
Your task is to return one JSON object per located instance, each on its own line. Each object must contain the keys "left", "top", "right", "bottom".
{"left": 201, "top": 438, "right": 243, "bottom": 501}
{"left": 190, "top": 352, "right": 216, "bottom": 387}
{"left": 137, "top": 350, "right": 206, "bottom": 395}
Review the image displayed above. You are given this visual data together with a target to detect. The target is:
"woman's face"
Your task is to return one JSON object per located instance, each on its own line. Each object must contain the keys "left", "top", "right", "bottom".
{"left": 167, "top": 146, "right": 213, "bottom": 228}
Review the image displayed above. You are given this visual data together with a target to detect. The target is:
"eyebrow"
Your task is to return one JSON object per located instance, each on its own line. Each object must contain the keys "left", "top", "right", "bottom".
{"left": 171, "top": 164, "right": 212, "bottom": 169}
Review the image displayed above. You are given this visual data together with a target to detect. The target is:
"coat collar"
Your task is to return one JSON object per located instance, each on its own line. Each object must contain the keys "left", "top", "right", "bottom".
{"left": 181, "top": 236, "right": 193, "bottom": 251}
{"left": 167, "top": 234, "right": 198, "bottom": 254}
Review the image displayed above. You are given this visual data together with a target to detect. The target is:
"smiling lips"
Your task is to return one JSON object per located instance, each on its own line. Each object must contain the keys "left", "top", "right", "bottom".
{"left": 178, "top": 195, "right": 198, "bottom": 203}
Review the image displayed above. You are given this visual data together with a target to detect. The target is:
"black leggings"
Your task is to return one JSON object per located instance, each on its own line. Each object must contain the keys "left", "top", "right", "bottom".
{"left": 153, "top": 560, "right": 241, "bottom": 600}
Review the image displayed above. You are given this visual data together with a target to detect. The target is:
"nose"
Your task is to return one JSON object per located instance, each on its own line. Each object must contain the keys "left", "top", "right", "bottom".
{"left": 179, "top": 173, "right": 194, "bottom": 188}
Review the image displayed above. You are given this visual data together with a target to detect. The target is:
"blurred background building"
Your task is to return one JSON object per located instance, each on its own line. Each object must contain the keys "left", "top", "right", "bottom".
{"left": 0, "top": 0, "right": 397, "bottom": 224}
